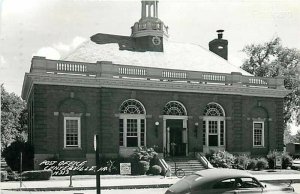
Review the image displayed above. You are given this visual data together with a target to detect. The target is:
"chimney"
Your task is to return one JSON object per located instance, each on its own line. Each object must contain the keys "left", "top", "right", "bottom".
{"left": 217, "top": 29, "right": 224, "bottom": 39}
{"left": 209, "top": 29, "right": 228, "bottom": 60}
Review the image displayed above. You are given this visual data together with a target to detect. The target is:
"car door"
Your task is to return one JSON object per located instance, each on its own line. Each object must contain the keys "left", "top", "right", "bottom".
{"left": 233, "top": 177, "right": 263, "bottom": 194}
{"left": 204, "top": 178, "right": 237, "bottom": 194}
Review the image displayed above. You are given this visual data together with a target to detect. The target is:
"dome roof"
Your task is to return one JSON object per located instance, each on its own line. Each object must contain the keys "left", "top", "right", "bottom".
{"left": 63, "top": 33, "right": 251, "bottom": 76}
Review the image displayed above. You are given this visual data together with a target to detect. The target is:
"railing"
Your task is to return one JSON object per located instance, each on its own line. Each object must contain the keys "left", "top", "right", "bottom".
{"left": 56, "top": 62, "right": 87, "bottom": 73}
{"left": 29, "top": 57, "right": 285, "bottom": 89}
{"left": 195, "top": 152, "right": 214, "bottom": 169}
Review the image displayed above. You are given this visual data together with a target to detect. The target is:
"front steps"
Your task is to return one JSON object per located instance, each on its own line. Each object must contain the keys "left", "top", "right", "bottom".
{"left": 164, "top": 157, "right": 206, "bottom": 176}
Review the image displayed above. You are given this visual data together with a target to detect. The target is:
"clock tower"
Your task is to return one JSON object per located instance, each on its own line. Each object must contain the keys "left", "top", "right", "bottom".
{"left": 131, "top": 0, "right": 169, "bottom": 52}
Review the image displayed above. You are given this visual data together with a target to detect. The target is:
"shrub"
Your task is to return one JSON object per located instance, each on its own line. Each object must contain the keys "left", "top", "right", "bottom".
{"left": 267, "top": 151, "right": 293, "bottom": 169}
{"left": 267, "top": 150, "right": 278, "bottom": 169}
{"left": 235, "top": 155, "right": 251, "bottom": 170}
{"left": 1, "top": 171, "right": 8, "bottom": 182}
{"left": 209, "top": 151, "right": 236, "bottom": 168}
{"left": 205, "top": 149, "right": 216, "bottom": 161}
{"left": 282, "top": 153, "right": 293, "bottom": 169}
{"left": 256, "top": 158, "right": 268, "bottom": 170}
{"left": 150, "top": 165, "right": 162, "bottom": 175}
{"left": 235, "top": 154, "right": 250, "bottom": 170}
{"left": 247, "top": 159, "right": 257, "bottom": 170}
{"left": 22, "top": 170, "right": 52, "bottom": 180}
{"left": 131, "top": 146, "right": 158, "bottom": 175}
{"left": 138, "top": 161, "right": 149, "bottom": 175}
{"left": 132, "top": 146, "right": 158, "bottom": 162}
{"left": 150, "top": 153, "right": 160, "bottom": 167}
{"left": 2, "top": 141, "right": 34, "bottom": 172}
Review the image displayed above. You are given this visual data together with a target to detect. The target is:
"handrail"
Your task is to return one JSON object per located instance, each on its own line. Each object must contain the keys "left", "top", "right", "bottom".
{"left": 195, "top": 152, "right": 214, "bottom": 169}
{"left": 29, "top": 57, "right": 285, "bottom": 89}
{"left": 197, "top": 152, "right": 208, "bottom": 169}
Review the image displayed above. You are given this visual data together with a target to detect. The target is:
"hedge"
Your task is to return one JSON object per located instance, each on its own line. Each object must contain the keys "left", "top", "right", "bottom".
{"left": 22, "top": 170, "right": 52, "bottom": 180}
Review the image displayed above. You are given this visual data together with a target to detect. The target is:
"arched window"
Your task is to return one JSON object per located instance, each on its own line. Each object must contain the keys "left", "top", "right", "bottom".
{"left": 120, "top": 99, "right": 146, "bottom": 114}
{"left": 163, "top": 101, "right": 187, "bottom": 116}
{"left": 119, "top": 99, "right": 146, "bottom": 147}
{"left": 202, "top": 103, "right": 226, "bottom": 148}
{"left": 204, "top": 103, "right": 225, "bottom": 116}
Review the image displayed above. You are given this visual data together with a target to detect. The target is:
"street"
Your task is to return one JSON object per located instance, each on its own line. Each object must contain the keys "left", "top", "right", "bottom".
{"left": 2, "top": 183, "right": 300, "bottom": 194}
{"left": 1, "top": 188, "right": 168, "bottom": 194}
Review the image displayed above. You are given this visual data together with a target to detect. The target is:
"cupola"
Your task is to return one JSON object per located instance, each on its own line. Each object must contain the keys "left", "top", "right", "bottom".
{"left": 131, "top": 0, "right": 169, "bottom": 52}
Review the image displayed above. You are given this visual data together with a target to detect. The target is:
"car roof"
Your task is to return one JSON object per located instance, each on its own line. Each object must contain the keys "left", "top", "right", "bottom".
{"left": 192, "top": 168, "right": 255, "bottom": 187}
{"left": 194, "top": 168, "right": 253, "bottom": 179}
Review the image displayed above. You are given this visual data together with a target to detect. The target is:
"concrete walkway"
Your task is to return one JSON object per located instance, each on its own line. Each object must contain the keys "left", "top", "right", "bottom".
{"left": 1, "top": 170, "right": 300, "bottom": 191}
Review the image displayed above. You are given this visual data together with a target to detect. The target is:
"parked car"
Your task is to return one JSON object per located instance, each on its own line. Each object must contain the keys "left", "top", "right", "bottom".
{"left": 292, "top": 159, "right": 300, "bottom": 170}
{"left": 165, "top": 168, "right": 295, "bottom": 194}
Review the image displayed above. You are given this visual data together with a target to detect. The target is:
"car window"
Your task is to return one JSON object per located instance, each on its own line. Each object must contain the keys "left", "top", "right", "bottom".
{"left": 236, "top": 177, "right": 262, "bottom": 188}
{"left": 213, "top": 179, "right": 235, "bottom": 189}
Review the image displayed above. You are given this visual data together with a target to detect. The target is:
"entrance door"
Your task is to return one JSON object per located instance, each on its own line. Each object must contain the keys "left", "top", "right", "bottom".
{"left": 167, "top": 119, "right": 185, "bottom": 156}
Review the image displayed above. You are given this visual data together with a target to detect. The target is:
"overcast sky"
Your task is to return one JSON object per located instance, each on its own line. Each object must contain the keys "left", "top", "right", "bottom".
{"left": 0, "top": 0, "right": 300, "bottom": 133}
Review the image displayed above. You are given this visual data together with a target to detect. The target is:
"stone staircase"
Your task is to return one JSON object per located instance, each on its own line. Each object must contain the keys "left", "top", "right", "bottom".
{"left": 165, "top": 157, "right": 206, "bottom": 176}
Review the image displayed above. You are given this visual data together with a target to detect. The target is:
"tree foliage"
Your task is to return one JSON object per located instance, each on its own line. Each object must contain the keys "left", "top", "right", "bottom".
{"left": 293, "top": 130, "right": 300, "bottom": 143}
{"left": 2, "top": 141, "right": 34, "bottom": 171}
{"left": 1, "top": 85, "right": 28, "bottom": 151}
{"left": 241, "top": 37, "right": 300, "bottom": 126}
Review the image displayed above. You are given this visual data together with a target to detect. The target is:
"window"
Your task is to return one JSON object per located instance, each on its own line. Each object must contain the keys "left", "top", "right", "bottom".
{"left": 237, "top": 177, "right": 262, "bottom": 188}
{"left": 163, "top": 101, "right": 187, "bottom": 116}
{"left": 64, "top": 117, "right": 81, "bottom": 148}
{"left": 203, "top": 103, "right": 225, "bottom": 147}
{"left": 253, "top": 122, "right": 264, "bottom": 147}
{"left": 119, "top": 99, "right": 146, "bottom": 147}
{"left": 127, "top": 119, "right": 138, "bottom": 147}
{"left": 208, "top": 121, "right": 218, "bottom": 146}
{"left": 202, "top": 121, "right": 206, "bottom": 146}
{"left": 213, "top": 179, "right": 235, "bottom": 189}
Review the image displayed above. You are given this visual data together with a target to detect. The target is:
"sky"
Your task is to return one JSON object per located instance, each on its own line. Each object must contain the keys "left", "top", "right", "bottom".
{"left": 0, "top": 0, "right": 299, "bottom": 130}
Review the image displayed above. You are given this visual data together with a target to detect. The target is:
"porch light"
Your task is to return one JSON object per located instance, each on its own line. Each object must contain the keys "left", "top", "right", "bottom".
{"left": 155, "top": 121, "right": 159, "bottom": 137}
{"left": 194, "top": 122, "right": 199, "bottom": 137}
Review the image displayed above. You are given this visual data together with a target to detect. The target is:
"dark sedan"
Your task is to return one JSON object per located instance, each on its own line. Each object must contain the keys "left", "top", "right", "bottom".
{"left": 165, "top": 168, "right": 295, "bottom": 194}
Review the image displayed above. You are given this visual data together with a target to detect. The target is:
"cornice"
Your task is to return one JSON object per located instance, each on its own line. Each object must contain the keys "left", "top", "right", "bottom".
{"left": 22, "top": 73, "right": 290, "bottom": 101}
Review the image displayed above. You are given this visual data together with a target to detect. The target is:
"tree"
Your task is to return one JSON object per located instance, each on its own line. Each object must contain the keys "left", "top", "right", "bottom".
{"left": 293, "top": 130, "right": 300, "bottom": 144}
{"left": 284, "top": 125, "right": 295, "bottom": 144}
{"left": 1, "top": 84, "right": 28, "bottom": 152}
{"left": 241, "top": 37, "right": 300, "bottom": 126}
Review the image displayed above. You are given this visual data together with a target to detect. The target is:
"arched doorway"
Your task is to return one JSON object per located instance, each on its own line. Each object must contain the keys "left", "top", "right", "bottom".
{"left": 162, "top": 101, "right": 188, "bottom": 157}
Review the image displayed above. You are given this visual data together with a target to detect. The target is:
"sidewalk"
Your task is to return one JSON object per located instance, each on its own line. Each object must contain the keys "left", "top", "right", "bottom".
{"left": 1, "top": 170, "right": 300, "bottom": 191}
{"left": 1, "top": 175, "right": 179, "bottom": 191}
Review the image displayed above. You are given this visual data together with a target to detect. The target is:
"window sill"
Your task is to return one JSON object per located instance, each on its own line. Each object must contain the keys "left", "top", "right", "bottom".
{"left": 63, "top": 147, "right": 82, "bottom": 150}
{"left": 119, "top": 146, "right": 139, "bottom": 148}
{"left": 252, "top": 146, "right": 265, "bottom": 149}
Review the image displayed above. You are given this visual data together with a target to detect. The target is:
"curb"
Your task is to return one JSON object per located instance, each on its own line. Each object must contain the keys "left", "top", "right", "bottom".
{"left": 261, "top": 179, "right": 300, "bottom": 184}
{"left": 3, "top": 184, "right": 173, "bottom": 191}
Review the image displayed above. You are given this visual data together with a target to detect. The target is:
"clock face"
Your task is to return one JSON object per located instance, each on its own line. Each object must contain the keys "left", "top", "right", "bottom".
{"left": 152, "top": 36, "right": 161, "bottom": 46}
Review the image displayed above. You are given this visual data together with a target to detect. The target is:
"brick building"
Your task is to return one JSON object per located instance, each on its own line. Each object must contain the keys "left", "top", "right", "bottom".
{"left": 22, "top": 0, "right": 288, "bottom": 168}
